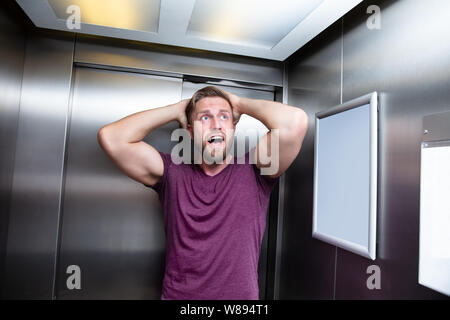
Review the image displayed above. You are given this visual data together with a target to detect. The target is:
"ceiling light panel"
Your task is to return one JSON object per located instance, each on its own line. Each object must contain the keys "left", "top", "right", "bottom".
{"left": 17, "top": 0, "right": 364, "bottom": 60}
{"left": 187, "top": 0, "right": 324, "bottom": 48}
{"left": 47, "top": 0, "right": 161, "bottom": 32}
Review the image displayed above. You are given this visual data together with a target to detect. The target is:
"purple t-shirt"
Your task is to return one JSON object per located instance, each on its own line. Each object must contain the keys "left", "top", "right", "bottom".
{"left": 146, "top": 150, "right": 278, "bottom": 300}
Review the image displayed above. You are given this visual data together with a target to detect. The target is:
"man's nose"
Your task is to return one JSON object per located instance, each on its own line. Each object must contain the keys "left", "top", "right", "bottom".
{"left": 211, "top": 116, "right": 221, "bottom": 129}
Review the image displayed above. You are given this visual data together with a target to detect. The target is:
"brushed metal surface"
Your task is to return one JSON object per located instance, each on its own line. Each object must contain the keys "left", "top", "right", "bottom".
{"left": 336, "top": 0, "right": 450, "bottom": 299}
{"left": 269, "top": 70, "right": 287, "bottom": 300}
{"left": 423, "top": 111, "right": 450, "bottom": 143}
{"left": 283, "top": 0, "right": 450, "bottom": 299}
{"left": 282, "top": 19, "right": 343, "bottom": 299}
{"left": 0, "top": 1, "right": 26, "bottom": 298}
{"left": 3, "top": 31, "right": 74, "bottom": 299}
{"left": 74, "top": 35, "right": 283, "bottom": 87}
{"left": 56, "top": 67, "right": 182, "bottom": 299}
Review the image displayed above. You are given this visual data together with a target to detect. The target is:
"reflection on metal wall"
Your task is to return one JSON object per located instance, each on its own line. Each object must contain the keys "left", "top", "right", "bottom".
{"left": 284, "top": 0, "right": 450, "bottom": 299}
{"left": 337, "top": 0, "right": 450, "bottom": 299}
{"left": 0, "top": 2, "right": 26, "bottom": 298}
{"left": 74, "top": 35, "right": 284, "bottom": 87}
{"left": 283, "top": 20, "right": 342, "bottom": 300}
{"left": 56, "top": 68, "right": 182, "bottom": 299}
{"left": 3, "top": 31, "right": 74, "bottom": 300}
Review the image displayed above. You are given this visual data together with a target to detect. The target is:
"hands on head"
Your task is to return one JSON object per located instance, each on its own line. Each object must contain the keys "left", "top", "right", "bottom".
{"left": 175, "top": 91, "right": 242, "bottom": 129}
{"left": 223, "top": 91, "right": 241, "bottom": 125}
{"left": 175, "top": 99, "right": 190, "bottom": 129}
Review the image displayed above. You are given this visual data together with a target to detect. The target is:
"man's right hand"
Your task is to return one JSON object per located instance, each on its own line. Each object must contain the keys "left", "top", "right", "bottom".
{"left": 175, "top": 99, "right": 190, "bottom": 129}
{"left": 98, "top": 99, "right": 191, "bottom": 187}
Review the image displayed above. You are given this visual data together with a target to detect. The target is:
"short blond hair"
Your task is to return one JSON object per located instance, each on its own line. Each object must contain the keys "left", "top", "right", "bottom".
{"left": 186, "top": 86, "right": 232, "bottom": 124}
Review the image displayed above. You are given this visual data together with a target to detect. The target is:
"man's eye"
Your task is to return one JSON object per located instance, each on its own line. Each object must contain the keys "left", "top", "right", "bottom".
{"left": 201, "top": 116, "right": 209, "bottom": 121}
{"left": 220, "top": 115, "right": 228, "bottom": 120}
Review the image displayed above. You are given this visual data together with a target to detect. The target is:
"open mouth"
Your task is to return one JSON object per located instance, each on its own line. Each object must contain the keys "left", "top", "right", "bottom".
{"left": 207, "top": 135, "right": 224, "bottom": 144}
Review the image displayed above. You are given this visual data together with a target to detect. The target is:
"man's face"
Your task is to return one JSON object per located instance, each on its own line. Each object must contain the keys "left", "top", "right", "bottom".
{"left": 188, "top": 96, "right": 235, "bottom": 163}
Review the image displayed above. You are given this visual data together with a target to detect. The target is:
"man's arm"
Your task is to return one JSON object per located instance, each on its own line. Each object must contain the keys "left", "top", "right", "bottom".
{"left": 227, "top": 93, "right": 308, "bottom": 179}
{"left": 97, "top": 99, "right": 189, "bottom": 186}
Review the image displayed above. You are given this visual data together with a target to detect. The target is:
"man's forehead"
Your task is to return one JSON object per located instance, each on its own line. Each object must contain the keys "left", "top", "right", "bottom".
{"left": 196, "top": 96, "right": 231, "bottom": 111}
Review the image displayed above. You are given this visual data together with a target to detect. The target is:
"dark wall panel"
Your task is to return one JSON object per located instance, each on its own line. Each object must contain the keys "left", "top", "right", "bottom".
{"left": 280, "top": 20, "right": 343, "bottom": 299}
{"left": 283, "top": 0, "right": 450, "bottom": 299}
{"left": 337, "top": 0, "right": 450, "bottom": 299}
{"left": 0, "top": 1, "right": 26, "bottom": 298}
{"left": 3, "top": 31, "right": 74, "bottom": 299}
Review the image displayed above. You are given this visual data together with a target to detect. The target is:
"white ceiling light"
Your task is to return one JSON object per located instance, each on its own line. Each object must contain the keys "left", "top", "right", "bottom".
{"left": 16, "top": 0, "right": 363, "bottom": 61}
{"left": 47, "top": 0, "right": 160, "bottom": 32}
{"left": 187, "top": 0, "right": 324, "bottom": 49}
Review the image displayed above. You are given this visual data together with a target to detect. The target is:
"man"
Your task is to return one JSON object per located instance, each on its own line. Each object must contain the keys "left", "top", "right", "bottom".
{"left": 97, "top": 86, "right": 308, "bottom": 299}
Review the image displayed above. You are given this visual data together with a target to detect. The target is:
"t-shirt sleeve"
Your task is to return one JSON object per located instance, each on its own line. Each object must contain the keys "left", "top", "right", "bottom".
{"left": 248, "top": 148, "right": 279, "bottom": 195}
{"left": 252, "top": 164, "right": 279, "bottom": 195}
{"left": 143, "top": 151, "right": 172, "bottom": 194}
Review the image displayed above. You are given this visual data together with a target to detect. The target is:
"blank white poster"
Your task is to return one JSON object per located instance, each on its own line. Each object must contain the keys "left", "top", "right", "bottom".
{"left": 419, "top": 143, "right": 450, "bottom": 296}
{"left": 316, "top": 104, "right": 370, "bottom": 248}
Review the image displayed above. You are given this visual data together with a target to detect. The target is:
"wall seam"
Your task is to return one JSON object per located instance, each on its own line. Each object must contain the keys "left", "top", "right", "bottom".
{"left": 333, "top": 16, "right": 345, "bottom": 300}
{"left": 340, "top": 17, "right": 344, "bottom": 105}
{"left": 51, "top": 33, "right": 77, "bottom": 300}
{"left": 273, "top": 62, "right": 289, "bottom": 300}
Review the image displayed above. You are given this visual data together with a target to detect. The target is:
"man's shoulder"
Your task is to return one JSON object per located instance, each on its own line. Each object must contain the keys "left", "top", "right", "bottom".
{"left": 159, "top": 152, "right": 198, "bottom": 175}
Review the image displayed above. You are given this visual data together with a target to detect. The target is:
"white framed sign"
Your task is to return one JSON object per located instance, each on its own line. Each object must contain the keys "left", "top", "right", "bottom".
{"left": 419, "top": 140, "right": 450, "bottom": 296}
{"left": 313, "top": 92, "right": 378, "bottom": 260}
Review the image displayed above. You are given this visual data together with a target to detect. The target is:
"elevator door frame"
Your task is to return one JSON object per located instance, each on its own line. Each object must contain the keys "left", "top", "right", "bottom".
{"left": 54, "top": 63, "right": 282, "bottom": 300}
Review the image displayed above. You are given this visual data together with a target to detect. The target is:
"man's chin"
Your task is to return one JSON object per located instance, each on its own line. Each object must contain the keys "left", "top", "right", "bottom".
{"left": 203, "top": 145, "right": 228, "bottom": 164}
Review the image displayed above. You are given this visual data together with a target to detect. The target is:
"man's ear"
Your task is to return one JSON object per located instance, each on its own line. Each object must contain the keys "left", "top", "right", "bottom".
{"left": 187, "top": 123, "right": 193, "bottom": 140}
{"left": 232, "top": 109, "right": 241, "bottom": 126}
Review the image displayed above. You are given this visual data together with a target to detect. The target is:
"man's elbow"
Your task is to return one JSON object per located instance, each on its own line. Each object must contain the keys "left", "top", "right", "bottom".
{"left": 297, "top": 109, "right": 308, "bottom": 133}
{"left": 97, "top": 126, "right": 114, "bottom": 151}
{"left": 287, "top": 108, "right": 308, "bottom": 139}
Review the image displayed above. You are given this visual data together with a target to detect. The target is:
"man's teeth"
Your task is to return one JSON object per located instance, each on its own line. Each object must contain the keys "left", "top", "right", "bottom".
{"left": 208, "top": 136, "right": 224, "bottom": 143}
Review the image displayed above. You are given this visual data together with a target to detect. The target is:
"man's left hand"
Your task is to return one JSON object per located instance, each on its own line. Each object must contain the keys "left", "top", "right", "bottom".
{"left": 224, "top": 91, "right": 242, "bottom": 125}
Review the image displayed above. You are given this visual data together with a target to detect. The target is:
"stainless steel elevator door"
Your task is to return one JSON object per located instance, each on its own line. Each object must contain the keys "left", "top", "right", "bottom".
{"left": 56, "top": 67, "right": 182, "bottom": 299}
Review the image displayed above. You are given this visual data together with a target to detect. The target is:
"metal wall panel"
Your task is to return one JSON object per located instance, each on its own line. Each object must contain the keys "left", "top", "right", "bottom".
{"left": 337, "top": 0, "right": 450, "bottom": 299}
{"left": 269, "top": 84, "right": 285, "bottom": 300}
{"left": 284, "top": 0, "right": 450, "bottom": 299}
{"left": 74, "top": 35, "right": 283, "bottom": 87}
{"left": 0, "top": 2, "right": 26, "bottom": 298}
{"left": 282, "top": 20, "right": 343, "bottom": 299}
{"left": 56, "top": 67, "right": 182, "bottom": 299}
{"left": 3, "top": 31, "right": 74, "bottom": 299}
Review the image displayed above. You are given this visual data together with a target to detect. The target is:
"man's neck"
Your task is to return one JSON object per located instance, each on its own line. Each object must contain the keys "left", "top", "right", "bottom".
{"left": 198, "top": 154, "right": 233, "bottom": 176}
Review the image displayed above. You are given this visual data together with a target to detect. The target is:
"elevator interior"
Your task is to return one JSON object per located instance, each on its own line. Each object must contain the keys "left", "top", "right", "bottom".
{"left": 1, "top": 0, "right": 450, "bottom": 300}
{"left": 1, "top": 0, "right": 286, "bottom": 298}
